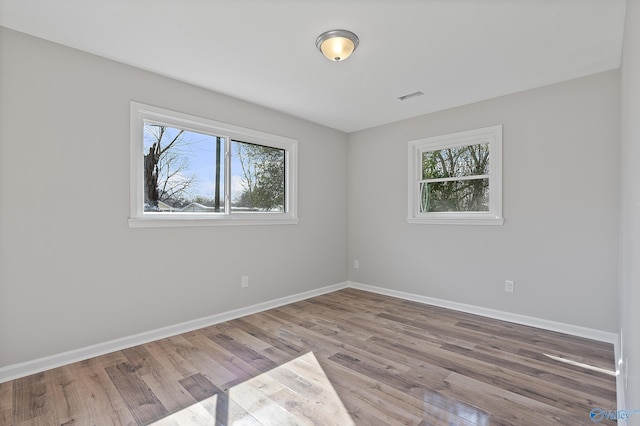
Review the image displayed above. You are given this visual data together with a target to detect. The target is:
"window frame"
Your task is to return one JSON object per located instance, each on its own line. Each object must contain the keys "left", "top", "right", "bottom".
{"left": 407, "top": 124, "right": 503, "bottom": 225}
{"left": 129, "top": 102, "right": 298, "bottom": 227}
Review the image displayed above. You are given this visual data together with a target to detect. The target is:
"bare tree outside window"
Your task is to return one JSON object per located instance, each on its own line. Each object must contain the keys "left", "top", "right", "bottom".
{"left": 130, "top": 102, "right": 298, "bottom": 226}
{"left": 407, "top": 124, "right": 502, "bottom": 225}
{"left": 420, "top": 143, "right": 490, "bottom": 213}
{"left": 143, "top": 124, "right": 223, "bottom": 212}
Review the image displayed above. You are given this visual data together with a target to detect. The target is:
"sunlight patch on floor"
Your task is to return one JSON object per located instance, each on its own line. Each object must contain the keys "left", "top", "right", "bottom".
{"left": 543, "top": 353, "right": 616, "bottom": 377}
{"left": 150, "top": 351, "right": 354, "bottom": 425}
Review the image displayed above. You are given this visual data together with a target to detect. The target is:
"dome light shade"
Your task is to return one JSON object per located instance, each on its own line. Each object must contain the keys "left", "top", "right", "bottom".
{"left": 316, "top": 29, "right": 359, "bottom": 62}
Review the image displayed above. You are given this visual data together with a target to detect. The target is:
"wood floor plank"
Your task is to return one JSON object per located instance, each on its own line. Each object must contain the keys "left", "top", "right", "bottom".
{"left": 232, "top": 317, "right": 307, "bottom": 358}
{"left": 440, "top": 371, "right": 591, "bottom": 425}
{"left": 122, "top": 345, "right": 198, "bottom": 415}
{"left": 179, "top": 373, "right": 228, "bottom": 426}
{"left": 179, "top": 373, "right": 221, "bottom": 403}
{"left": 213, "top": 321, "right": 276, "bottom": 353}
{"left": 0, "top": 288, "right": 616, "bottom": 425}
{"left": 455, "top": 320, "right": 615, "bottom": 363}
{"left": 321, "top": 358, "right": 472, "bottom": 426}
{"left": 162, "top": 333, "right": 238, "bottom": 387}
{"left": 0, "top": 381, "right": 12, "bottom": 425}
{"left": 440, "top": 342, "right": 615, "bottom": 401}
{"left": 265, "top": 352, "right": 354, "bottom": 425}
{"left": 221, "top": 323, "right": 296, "bottom": 368}
{"left": 155, "top": 375, "right": 260, "bottom": 426}
{"left": 241, "top": 370, "right": 317, "bottom": 421}
{"left": 228, "top": 376, "right": 310, "bottom": 426}
{"left": 44, "top": 365, "right": 92, "bottom": 425}
{"left": 105, "top": 362, "right": 169, "bottom": 425}
{"left": 206, "top": 333, "right": 279, "bottom": 373}
{"left": 466, "top": 342, "right": 616, "bottom": 402}
{"left": 143, "top": 338, "right": 198, "bottom": 380}
{"left": 12, "top": 372, "right": 46, "bottom": 423}
{"left": 184, "top": 331, "right": 265, "bottom": 386}
{"left": 68, "top": 356, "right": 139, "bottom": 426}
{"left": 369, "top": 333, "right": 613, "bottom": 416}
{"left": 370, "top": 293, "right": 614, "bottom": 361}
{"left": 148, "top": 401, "right": 218, "bottom": 426}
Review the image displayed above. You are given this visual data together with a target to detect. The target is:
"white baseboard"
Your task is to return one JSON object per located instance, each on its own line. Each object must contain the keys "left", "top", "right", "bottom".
{"left": 1, "top": 280, "right": 620, "bottom": 388}
{"left": 348, "top": 281, "right": 619, "bottom": 344}
{"left": 0, "top": 282, "right": 349, "bottom": 384}
{"left": 615, "top": 333, "right": 626, "bottom": 412}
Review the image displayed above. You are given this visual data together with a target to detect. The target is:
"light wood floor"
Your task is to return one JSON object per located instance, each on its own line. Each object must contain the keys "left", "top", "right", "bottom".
{"left": 0, "top": 288, "right": 617, "bottom": 425}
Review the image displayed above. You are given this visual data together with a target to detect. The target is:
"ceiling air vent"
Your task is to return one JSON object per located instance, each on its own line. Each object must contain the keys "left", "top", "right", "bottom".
{"left": 397, "top": 91, "right": 424, "bottom": 101}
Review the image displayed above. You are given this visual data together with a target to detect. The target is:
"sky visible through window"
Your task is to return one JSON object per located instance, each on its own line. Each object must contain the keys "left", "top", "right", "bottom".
{"left": 143, "top": 125, "right": 245, "bottom": 207}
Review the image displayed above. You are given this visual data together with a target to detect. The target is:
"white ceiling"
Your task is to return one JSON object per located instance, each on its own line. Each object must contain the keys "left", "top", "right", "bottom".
{"left": 0, "top": 0, "right": 627, "bottom": 133}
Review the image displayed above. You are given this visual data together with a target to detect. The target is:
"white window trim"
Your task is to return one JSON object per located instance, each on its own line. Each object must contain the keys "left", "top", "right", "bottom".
{"left": 407, "top": 124, "right": 503, "bottom": 225}
{"left": 129, "top": 102, "right": 298, "bottom": 228}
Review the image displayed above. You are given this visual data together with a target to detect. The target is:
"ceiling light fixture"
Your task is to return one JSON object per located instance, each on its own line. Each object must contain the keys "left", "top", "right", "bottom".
{"left": 316, "top": 29, "right": 359, "bottom": 62}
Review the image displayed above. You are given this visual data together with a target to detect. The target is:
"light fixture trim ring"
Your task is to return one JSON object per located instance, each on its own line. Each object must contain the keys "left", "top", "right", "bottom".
{"left": 315, "top": 29, "right": 360, "bottom": 61}
{"left": 315, "top": 29, "right": 360, "bottom": 51}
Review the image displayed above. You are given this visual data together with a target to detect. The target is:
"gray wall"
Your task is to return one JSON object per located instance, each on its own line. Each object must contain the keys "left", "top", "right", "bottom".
{"left": 348, "top": 70, "right": 620, "bottom": 332}
{"left": 0, "top": 23, "right": 626, "bottom": 373}
{"left": 0, "top": 28, "right": 349, "bottom": 368}
{"left": 620, "top": 0, "right": 640, "bottom": 415}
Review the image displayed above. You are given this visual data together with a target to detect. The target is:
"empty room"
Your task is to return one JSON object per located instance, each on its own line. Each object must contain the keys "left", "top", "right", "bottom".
{"left": 1, "top": 1, "right": 639, "bottom": 425}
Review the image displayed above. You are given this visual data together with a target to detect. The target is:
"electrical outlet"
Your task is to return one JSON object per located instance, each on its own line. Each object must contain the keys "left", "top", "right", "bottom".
{"left": 504, "top": 280, "right": 514, "bottom": 293}
{"left": 242, "top": 276, "right": 249, "bottom": 288}
{"left": 353, "top": 260, "right": 359, "bottom": 269}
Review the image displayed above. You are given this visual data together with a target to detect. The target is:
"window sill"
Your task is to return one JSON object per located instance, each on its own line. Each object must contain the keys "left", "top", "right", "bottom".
{"left": 407, "top": 217, "right": 504, "bottom": 226}
{"left": 129, "top": 215, "right": 299, "bottom": 228}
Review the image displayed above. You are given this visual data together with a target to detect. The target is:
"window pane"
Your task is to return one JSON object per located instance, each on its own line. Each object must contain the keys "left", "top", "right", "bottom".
{"left": 420, "top": 179, "right": 489, "bottom": 212}
{"left": 422, "top": 143, "right": 489, "bottom": 179}
{"left": 230, "top": 140, "right": 285, "bottom": 212}
{"left": 143, "top": 123, "right": 224, "bottom": 213}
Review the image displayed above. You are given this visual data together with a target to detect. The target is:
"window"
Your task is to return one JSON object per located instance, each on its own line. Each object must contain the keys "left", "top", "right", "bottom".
{"left": 129, "top": 102, "right": 298, "bottom": 227}
{"left": 408, "top": 125, "right": 503, "bottom": 225}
